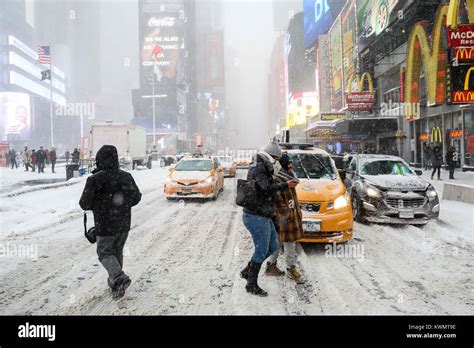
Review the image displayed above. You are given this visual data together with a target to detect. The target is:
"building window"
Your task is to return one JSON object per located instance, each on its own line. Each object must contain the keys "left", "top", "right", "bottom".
{"left": 464, "top": 110, "right": 474, "bottom": 167}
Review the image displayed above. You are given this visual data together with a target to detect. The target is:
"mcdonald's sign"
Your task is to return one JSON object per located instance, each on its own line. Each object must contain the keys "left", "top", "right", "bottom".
{"left": 450, "top": 130, "right": 463, "bottom": 138}
{"left": 419, "top": 134, "right": 430, "bottom": 141}
{"left": 395, "top": 130, "right": 405, "bottom": 139}
{"left": 405, "top": 5, "right": 449, "bottom": 119}
{"left": 431, "top": 126, "right": 442, "bottom": 143}
{"left": 446, "top": 0, "right": 474, "bottom": 47}
{"left": 453, "top": 47, "right": 474, "bottom": 62}
{"left": 346, "top": 72, "right": 375, "bottom": 111}
{"left": 449, "top": 65, "right": 474, "bottom": 103}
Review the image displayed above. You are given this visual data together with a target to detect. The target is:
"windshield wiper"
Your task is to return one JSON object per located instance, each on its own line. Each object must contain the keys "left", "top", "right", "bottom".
{"left": 311, "top": 154, "right": 336, "bottom": 180}
{"left": 295, "top": 154, "right": 310, "bottom": 179}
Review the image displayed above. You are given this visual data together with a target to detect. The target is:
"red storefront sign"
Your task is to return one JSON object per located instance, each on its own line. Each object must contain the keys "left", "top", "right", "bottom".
{"left": 446, "top": 24, "right": 474, "bottom": 47}
{"left": 346, "top": 92, "right": 375, "bottom": 103}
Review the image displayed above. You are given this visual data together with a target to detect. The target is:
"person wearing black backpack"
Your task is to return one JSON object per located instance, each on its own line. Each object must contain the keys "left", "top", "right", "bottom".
{"left": 239, "top": 141, "right": 298, "bottom": 296}
{"left": 79, "top": 145, "right": 142, "bottom": 298}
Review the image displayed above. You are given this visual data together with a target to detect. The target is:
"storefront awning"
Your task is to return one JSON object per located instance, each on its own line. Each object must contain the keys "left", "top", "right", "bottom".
{"left": 306, "top": 119, "right": 346, "bottom": 132}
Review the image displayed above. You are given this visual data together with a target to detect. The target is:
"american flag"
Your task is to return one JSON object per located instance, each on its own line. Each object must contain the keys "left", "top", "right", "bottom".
{"left": 37, "top": 46, "right": 51, "bottom": 64}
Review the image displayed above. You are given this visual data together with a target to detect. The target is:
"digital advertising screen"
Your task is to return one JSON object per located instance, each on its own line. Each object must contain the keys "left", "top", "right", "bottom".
{"left": 140, "top": 12, "right": 185, "bottom": 89}
{"left": 330, "top": 17, "right": 344, "bottom": 111}
{"left": 304, "top": 0, "right": 347, "bottom": 49}
{"left": 0, "top": 92, "right": 31, "bottom": 142}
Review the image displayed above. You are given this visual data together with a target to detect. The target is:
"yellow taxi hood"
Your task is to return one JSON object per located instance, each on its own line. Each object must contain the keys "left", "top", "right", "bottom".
{"left": 295, "top": 178, "right": 346, "bottom": 203}
{"left": 171, "top": 171, "right": 210, "bottom": 182}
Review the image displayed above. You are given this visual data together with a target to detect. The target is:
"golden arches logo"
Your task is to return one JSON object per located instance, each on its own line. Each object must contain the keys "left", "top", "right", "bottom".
{"left": 464, "top": 67, "right": 474, "bottom": 90}
{"left": 447, "top": 0, "right": 474, "bottom": 29}
{"left": 405, "top": 4, "right": 449, "bottom": 120}
{"left": 431, "top": 126, "right": 442, "bottom": 143}
{"left": 452, "top": 91, "right": 474, "bottom": 102}
{"left": 346, "top": 72, "right": 374, "bottom": 93}
{"left": 455, "top": 47, "right": 474, "bottom": 60}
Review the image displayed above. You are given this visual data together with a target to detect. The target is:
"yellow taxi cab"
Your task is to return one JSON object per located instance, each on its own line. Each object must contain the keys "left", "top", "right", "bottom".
{"left": 235, "top": 157, "right": 252, "bottom": 169}
{"left": 279, "top": 143, "right": 353, "bottom": 243}
{"left": 216, "top": 156, "right": 237, "bottom": 177}
{"left": 164, "top": 156, "right": 224, "bottom": 200}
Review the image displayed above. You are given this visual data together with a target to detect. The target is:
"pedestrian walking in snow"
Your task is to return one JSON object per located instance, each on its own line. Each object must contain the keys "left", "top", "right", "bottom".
{"left": 72, "top": 148, "right": 80, "bottom": 164}
{"left": 23, "top": 146, "right": 32, "bottom": 171}
{"left": 36, "top": 146, "right": 46, "bottom": 173}
{"left": 31, "top": 150, "right": 37, "bottom": 172}
{"left": 446, "top": 146, "right": 457, "bottom": 180}
{"left": 50, "top": 148, "right": 57, "bottom": 173}
{"left": 79, "top": 145, "right": 142, "bottom": 299}
{"left": 9, "top": 149, "right": 18, "bottom": 169}
{"left": 265, "top": 153, "right": 305, "bottom": 284}
{"left": 65, "top": 150, "right": 70, "bottom": 164}
{"left": 240, "top": 141, "right": 298, "bottom": 296}
{"left": 423, "top": 143, "right": 432, "bottom": 171}
{"left": 431, "top": 145, "right": 443, "bottom": 180}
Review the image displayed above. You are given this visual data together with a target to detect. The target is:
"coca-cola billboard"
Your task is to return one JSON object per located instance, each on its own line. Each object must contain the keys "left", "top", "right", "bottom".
{"left": 140, "top": 12, "right": 185, "bottom": 89}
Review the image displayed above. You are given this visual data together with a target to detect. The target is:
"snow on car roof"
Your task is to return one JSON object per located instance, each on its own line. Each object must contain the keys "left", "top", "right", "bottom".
{"left": 284, "top": 148, "right": 330, "bottom": 156}
{"left": 357, "top": 154, "right": 404, "bottom": 161}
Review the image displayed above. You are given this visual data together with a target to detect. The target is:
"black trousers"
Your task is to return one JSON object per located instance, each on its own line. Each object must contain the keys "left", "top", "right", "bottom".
{"left": 51, "top": 161, "right": 55, "bottom": 172}
{"left": 96, "top": 232, "right": 130, "bottom": 289}
{"left": 449, "top": 166, "right": 455, "bottom": 179}
{"left": 432, "top": 166, "right": 441, "bottom": 179}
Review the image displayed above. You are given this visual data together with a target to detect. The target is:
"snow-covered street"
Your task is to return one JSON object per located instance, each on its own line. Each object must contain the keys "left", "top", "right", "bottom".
{"left": 0, "top": 165, "right": 473, "bottom": 315}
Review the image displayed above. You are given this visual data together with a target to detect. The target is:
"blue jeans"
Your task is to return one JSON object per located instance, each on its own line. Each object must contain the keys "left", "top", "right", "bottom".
{"left": 243, "top": 211, "right": 278, "bottom": 264}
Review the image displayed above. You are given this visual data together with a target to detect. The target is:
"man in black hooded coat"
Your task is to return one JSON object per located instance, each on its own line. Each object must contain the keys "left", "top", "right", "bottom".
{"left": 79, "top": 145, "right": 142, "bottom": 298}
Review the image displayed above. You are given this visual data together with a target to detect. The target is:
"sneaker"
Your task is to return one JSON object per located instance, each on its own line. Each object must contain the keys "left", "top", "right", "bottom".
{"left": 265, "top": 262, "right": 285, "bottom": 276}
{"left": 287, "top": 266, "right": 305, "bottom": 284}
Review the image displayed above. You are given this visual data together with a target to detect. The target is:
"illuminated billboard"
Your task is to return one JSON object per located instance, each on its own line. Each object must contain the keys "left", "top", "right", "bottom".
{"left": 0, "top": 92, "right": 31, "bottom": 142}
{"left": 140, "top": 12, "right": 185, "bottom": 89}
{"left": 357, "top": 0, "right": 414, "bottom": 52}
{"left": 330, "top": 16, "right": 344, "bottom": 111}
{"left": 304, "top": 0, "right": 347, "bottom": 49}
{"left": 342, "top": 1, "right": 357, "bottom": 107}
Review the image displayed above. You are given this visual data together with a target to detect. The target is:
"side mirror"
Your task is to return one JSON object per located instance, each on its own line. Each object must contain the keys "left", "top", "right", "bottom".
{"left": 415, "top": 169, "right": 423, "bottom": 176}
{"left": 338, "top": 169, "right": 346, "bottom": 181}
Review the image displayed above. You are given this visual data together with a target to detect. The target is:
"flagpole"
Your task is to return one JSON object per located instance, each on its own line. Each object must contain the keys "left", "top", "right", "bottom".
{"left": 49, "top": 43, "right": 54, "bottom": 148}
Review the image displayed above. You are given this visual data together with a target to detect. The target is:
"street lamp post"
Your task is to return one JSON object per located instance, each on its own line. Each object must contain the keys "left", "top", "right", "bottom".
{"left": 152, "top": 60, "right": 156, "bottom": 146}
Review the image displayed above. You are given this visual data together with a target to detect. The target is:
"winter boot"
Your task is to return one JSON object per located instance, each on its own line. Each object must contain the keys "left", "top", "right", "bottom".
{"left": 287, "top": 265, "right": 305, "bottom": 284}
{"left": 265, "top": 261, "right": 285, "bottom": 276}
{"left": 240, "top": 261, "right": 251, "bottom": 280}
{"left": 246, "top": 261, "right": 268, "bottom": 297}
{"left": 113, "top": 278, "right": 132, "bottom": 299}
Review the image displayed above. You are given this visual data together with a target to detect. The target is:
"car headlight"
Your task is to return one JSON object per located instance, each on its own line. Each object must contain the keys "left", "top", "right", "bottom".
{"left": 333, "top": 192, "right": 350, "bottom": 210}
{"left": 365, "top": 184, "right": 382, "bottom": 198}
{"left": 205, "top": 177, "right": 213, "bottom": 184}
{"left": 426, "top": 185, "right": 438, "bottom": 199}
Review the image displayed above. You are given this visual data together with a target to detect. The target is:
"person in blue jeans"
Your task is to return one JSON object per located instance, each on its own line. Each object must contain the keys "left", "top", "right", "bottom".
{"left": 240, "top": 141, "right": 298, "bottom": 296}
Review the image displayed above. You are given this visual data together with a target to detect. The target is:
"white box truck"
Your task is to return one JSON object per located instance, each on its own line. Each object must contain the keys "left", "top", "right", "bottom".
{"left": 90, "top": 123, "right": 151, "bottom": 169}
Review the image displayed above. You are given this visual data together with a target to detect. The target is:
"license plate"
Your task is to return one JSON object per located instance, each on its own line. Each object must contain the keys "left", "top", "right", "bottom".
{"left": 303, "top": 220, "right": 321, "bottom": 232}
{"left": 182, "top": 187, "right": 192, "bottom": 193}
{"left": 399, "top": 210, "right": 414, "bottom": 219}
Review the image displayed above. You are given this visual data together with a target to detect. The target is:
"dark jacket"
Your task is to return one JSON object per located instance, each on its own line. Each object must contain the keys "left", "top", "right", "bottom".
{"left": 431, "top": 147, "right": 443, "bottom": 168}
{"left": 36, "top": 149, "right": 46, "bottom": 163}
{"left": 79, "top": 145, "right": 142, "bottom": 236}
{"left": 446, "top": 148, "right": 457, "bottom": 167}
{"left": 50, "top": 150, "right": 57, "bottom": 162}
{"left": 243, "top": 153, "right": 288, "bottom": 218}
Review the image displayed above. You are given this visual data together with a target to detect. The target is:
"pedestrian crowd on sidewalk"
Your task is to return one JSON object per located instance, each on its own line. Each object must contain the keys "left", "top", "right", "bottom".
{"left": 6, "top": 146, "right": 58, "bottom": 174}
